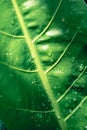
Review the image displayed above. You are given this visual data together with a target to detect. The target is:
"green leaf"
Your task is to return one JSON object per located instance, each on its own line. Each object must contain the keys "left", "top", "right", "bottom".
{"left": 0, "top": 0, "right": 87, "bottom": 130}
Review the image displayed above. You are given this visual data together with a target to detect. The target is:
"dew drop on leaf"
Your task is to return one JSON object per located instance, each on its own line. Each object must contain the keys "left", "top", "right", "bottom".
{"left": 79, "top": 63, "right": 84, "bottom": 72}
{"left": 69, "top": 109, "right": 72, "bottom": 113}
{"left": 46, "top": 115, "right": 51, "bottom": 123}
{"left": 84, "top": 126, "right": 87, "bottom": 130}
{"left": 73, "top": 98, "right": 77, "bottom": 102}
{"left": 10, "top": 20, "right": 15, "bottom": 26}
{"left": 72, "top": 57, "right": 76, "bottom": 63}
{"left": 35, "top": 113, "right": 43, "bottom": 120}
{"left": 37, "top": 113, "right": 43, "bottom": 119}
{"left": 65, "top": 29, "right": 70, "bottom": 34}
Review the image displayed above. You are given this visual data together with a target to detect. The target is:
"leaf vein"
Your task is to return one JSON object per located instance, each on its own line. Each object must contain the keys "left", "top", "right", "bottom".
{"left": 64, "top": 96, "right": 87, "bottom": 121}
{"left": 32, "top": 0, "right": 63, "bottom": 43}
{"left": 0, "top": 30, "right": 24, "bottom": 39}
{"left": 11, "top": 0, "right": 67, "bottom": 129}
{"left": 0, "top": 103, "right": 54, "bottom": 113}
{"left": 45, "top": 30, "right": 78, "bottom": 74}
{"left": 57, "top": 66, "right": 87, "bottom": 103}
{"left": 0, "top": 61, "right": 37, "bottom": 73}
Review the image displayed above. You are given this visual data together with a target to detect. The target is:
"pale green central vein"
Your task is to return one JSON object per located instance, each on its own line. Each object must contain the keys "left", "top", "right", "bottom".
{"left": 11, "top": 0, "right": 67, "bottom": 130}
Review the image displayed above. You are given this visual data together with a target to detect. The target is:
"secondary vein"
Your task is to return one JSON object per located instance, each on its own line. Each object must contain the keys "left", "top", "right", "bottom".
{"left": 64, "top": 96, "right": 87, "bottom": 121}
{"left": 45, "top": 30, "right": 78, "bottom": 74}
{"left": 0, "top": 30, "right": 24, "bottom": 39}
{"left": 0, "top": 61, "right": 37, "bottom": 73}
{"left": 57, "top": 66, "right": 87, "bottom": 103}
{"left": 32, "top": 0, "right": 63, "bottom": 43}
{"left": 0, "top": 103, "right": 54, "bottom": 113}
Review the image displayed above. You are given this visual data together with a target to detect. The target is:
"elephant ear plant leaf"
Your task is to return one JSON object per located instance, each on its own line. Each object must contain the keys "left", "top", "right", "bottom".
{"left": 0, "top": 0, "right": 87, "bottom": 130}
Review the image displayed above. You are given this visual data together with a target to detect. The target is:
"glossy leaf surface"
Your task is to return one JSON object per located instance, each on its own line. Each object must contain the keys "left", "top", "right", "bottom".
{"left": 0, "top": 0, "right": 87, "bottom": 130}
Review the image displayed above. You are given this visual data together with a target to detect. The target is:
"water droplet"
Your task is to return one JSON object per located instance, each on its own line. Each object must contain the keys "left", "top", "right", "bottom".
{"left": 69, "top": 109, "right": 72, "bottom": 113}
{"left": 68, "top": 52, "right": 71, "bottom": 56}
{"left": 65, "top": 97, "right": 69, "bottom": 102}
{"left": 66, "top": 29, "right": 70, "bottom": 34}
{"left": 37, "top": 124, "right": 41, "bottom": 128}
{"left": 36, "top": 113, "right": 43, "bottom": 119}
{"left": 50, "top": 58, "right": 54, "bottom": 63}
{"left": 46, "top": 115, "right": 51, "bottom": 123}
{"left": 74, "top": 91, "right": 78, "bottom": 95}
{"left": 38, "top": 114, "right": 43, "bottom": 119}
{"left": 62, "top": 18, "right": 65, "bottom": 22}
{"left": 16, "top": 57, "right": 19, "bottom": 62}
{"left": 72, "top": 57, "right": 75, "bottom": 63}
{"left": 11, "top": 20, "right": 15, "bottom": 26}
{"left": 79, "top": 64, "right": 84, "bottom": 72}
{"left": 32, "top": 80, "right": 38, "bottom": 86}
{"left": 84, "top": 125, "right": 87, "bottom": 130}
{"left": 57, "top": 92, "right": 60, "bottom": 96}
{"left": 73, "top": 98, "right": 77, "bottom": 102}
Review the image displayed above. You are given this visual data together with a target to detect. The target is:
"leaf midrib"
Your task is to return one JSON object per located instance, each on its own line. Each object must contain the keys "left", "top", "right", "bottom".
{"left": 11, "top": 0, "right": 67, "bottom": 130}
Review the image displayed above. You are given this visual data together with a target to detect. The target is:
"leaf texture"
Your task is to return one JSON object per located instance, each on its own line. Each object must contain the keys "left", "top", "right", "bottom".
{"left": 0, "top": 0, "right": 87, "bottom": 130}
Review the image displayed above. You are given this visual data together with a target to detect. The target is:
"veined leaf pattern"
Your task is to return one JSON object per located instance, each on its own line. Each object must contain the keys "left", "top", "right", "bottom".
{"left": 0, "top": 0, "right": 87, "bottom": 130}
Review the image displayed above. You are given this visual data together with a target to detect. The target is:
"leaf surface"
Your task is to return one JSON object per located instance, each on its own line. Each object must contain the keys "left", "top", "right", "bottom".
{"left": 0, "top": 0, "right": 87, "bottom": 130}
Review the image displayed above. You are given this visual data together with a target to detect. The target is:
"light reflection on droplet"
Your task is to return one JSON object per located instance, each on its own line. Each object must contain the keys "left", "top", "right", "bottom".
{"left": 22, "top": 0, "right": 37, "bottom": 9}
{"left": 46, "top": 29, "right": 62, "bottom": 37}
{"left": 41, "top": 45, "right": 49, "bottom": 50}
{"left": 79, "top": 64, "right": 84, "bottom": 72}
{"left": 73, "top": 98, "right": 77, "bottom": 102}
{"left": 84, "top": 126, "right": 87, "bottom": 130}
